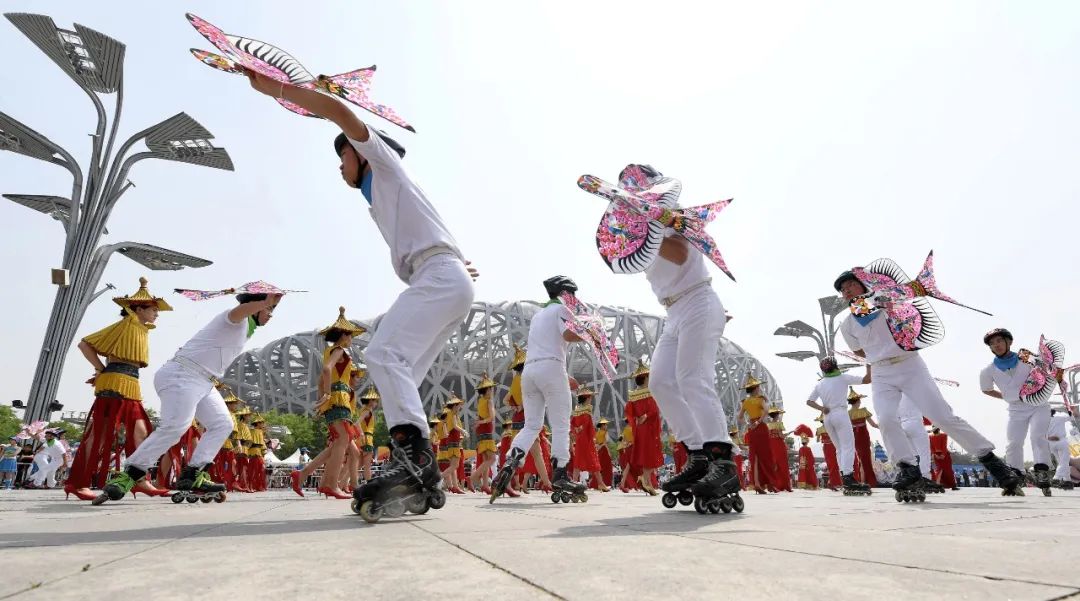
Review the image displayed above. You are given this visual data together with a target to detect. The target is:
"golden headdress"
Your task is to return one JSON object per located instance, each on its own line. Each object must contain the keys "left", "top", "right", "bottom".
{"left": 510, "top": 343, "right": 526, "bottom": 369}
{"left": 360, "top": 386, "right": 380, "bottom": 402}
{"left": 476, "top": 372, "right": 496, "bottom": 391}
{"left": 319, "top": 306, "right": 365, "bottom": 337}
{"left": 446, "top": 395, "right": 464, "bottom": 407}
{"left": 767, "top": 403, "right": 785, "bottom": 414}
{"left": 847, "top": 387, "right": 867, "bottom": 402}
{"left": 577, "top": 387, "right": 595, "bottom": 399}
{"left": 742, "top": 374, "right": 762, "bottom": 390}
{"left": 114, "top": 277, "right": 172, "bottom": 312}
{"left": 628, "top": 360, "right": 650, "bottom": 380}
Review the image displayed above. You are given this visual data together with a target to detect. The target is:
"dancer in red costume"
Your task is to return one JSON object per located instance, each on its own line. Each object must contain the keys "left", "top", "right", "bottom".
{"left": 729, "top": 427, "right": 746, "bottom": 490}
{"left": 793, "top": 424, "right": 818, "bottom": 490}
{"left": 441, "top": 396, "right": 467, "bottom": 494}
{"left": 470, "top": 373, "right": 499, "bottom": 494}
{"left": 928, "top": 424, "right": 958, "bottom": 489}
{"left": 570, "top": 388, "right": 607, "bottom": 491}
{"left": 66, "top": 278, "right": 171, "bottom": 500}
{"left": 847, "top": 389, "right": 879, "bottom": 487}
{"left": 595, "top": 419, "right": 613, "bottom": 490}
{"left": 766, "top": 405, "right": 794, "bottom": 492}
{"left": 626, "top": 363, "right": 663, "bottom": 495}
{"left": 738, "top": 374, "right": 779, "bottom": 494}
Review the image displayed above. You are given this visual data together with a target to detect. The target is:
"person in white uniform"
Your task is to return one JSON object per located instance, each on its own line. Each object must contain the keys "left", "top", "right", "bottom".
{"left": 490, "top": 276, "right": 586, "bottom": 502}
{"left": 30, "top": 430, "right": 66, "bottom": 489}
{"left": 896, "top": 395, "right": 935, "bottom": 485}
{"left": 979, "top": 328, "right": 1054, "bottom": 494}
{"left": 95, "top": 293, "right": 282, "bottom": 504}
{"left": 1047, "top": 408, "right": 1075, "bottom": 490}
{"left": 832, "top": 270, "right": 1021, "bottom": 495}
{"left": 806, "top": 357, "right": 872, "bottom": 493}
{"left": 242, "top": 70, "right": 477, "bottom": 508}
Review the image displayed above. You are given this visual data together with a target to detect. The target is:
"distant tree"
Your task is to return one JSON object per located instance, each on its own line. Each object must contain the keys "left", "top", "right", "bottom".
{"left": 0, "top": 406, "right": 21, "bottom": 440}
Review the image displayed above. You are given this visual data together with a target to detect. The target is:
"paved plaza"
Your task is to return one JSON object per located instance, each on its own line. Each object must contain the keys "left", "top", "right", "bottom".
{"left": 0, "top": 487, "right": 1078, "bottom": 601}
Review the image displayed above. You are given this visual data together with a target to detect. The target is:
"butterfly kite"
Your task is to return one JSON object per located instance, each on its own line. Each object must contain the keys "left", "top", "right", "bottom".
{"left": 834, "top": 350, "right": 959, "bottom": 387}
{"left": 847, "top": 250, "right": 990, "bottom": 351}
{"left": 186, "top": 14, "right": 415, "bottom": 132}
{"left": 174, "top": 280, "right": 306, "bottom": 302}
{"left": 1017, "top": 335, "right": 1065, "bottom": 406}
{"left": 16, "top": 420, "right": 49, "bottom": 442}
{"left": 577, "top": 165, "right": 734, "bottom": 280}
{"left": 559, "top": 292, "right": 619, "bottom": 382}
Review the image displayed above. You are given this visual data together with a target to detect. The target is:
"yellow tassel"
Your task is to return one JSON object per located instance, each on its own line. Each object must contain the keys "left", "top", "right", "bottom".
{"left": 93, "top": 372, "right": 143, "bottom": 401}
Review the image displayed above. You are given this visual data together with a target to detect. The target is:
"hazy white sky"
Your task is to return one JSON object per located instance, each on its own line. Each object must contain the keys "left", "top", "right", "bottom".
{"left": 3, "top": 2, "right": 1079, "bottom": 456}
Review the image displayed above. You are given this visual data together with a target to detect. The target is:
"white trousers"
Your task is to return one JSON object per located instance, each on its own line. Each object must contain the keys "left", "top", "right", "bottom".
{"left": 1004, "top": 402, "right": 1051, "bottom": 469}
{"left": 125, "top": 363, "right": 233, "bottom": 471}
{"left": 510, "top": 360, "right": 572, "bottom": 464}
{"left": 31, "top": 451, "right": 60, "bottom": 487}
{"left": 366, "top": 255, "right": 474, "bottom": 436}
{"left": 900, "top": 417, "right": 932, "bottom": 476}
{"left": 649, "top": 287, "right": 730, "bottom": 450}
{"left": 871, "top": 355, "right": 994, "bottom": 465}
{"left": 823, "top": 409, "right": 856, "bottom": 474}
{"left": 1050, "top": 441, "right": 1071, "bottom": 480}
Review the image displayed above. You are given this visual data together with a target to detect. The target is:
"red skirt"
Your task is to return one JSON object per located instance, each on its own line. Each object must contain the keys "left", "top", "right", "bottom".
{"left": 746, "top": 422, "right": 779, "bottom": 491}
{"left": 66, "top": 395, "right": 152, "bottom": 490}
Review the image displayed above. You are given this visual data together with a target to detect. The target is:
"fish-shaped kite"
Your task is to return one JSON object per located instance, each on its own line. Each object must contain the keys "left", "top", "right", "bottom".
{"left": 1018, "top": 335, "right": 1065, "bottom": 405}
{"left": 174, "top": 280, "right": 306, "bottom": 302}
{"left": 577, "top": 164, "right": 734, "bottom": 280}
{"left": 559, "top": 291, "right": 619, "bottom": 383}
{"left": 186, "top": 14, "right": 415, "bottom": 132}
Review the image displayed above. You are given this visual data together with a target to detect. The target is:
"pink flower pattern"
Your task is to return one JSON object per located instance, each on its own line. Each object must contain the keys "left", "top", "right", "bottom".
{"left": 559, "top": 292, "right": 619, "bottom": 382}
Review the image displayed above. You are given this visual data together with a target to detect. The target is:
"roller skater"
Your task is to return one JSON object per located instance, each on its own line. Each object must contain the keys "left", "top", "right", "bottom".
{"left": 841, "top": 472, "right": 871, "bottom": 496}
{"left": 807, "top": 357, "right": 872, "bottom": 497}
{"left": 979, "top": 328, "right": 1056, "bottom": 497}
{"left": 892, "top": 461, "right": 927, "bottom": 503}
{"left": 1048, "top": 408, "right": 1074, "bottom": 491}
{"left": 490, "top": 276, "right": 585, "bottom": 504}
{"left": 833, "top": 267, "right": 1022, "bottom": 499}
{"left": 93, "top": 287, "right": 285, "bottom": 506}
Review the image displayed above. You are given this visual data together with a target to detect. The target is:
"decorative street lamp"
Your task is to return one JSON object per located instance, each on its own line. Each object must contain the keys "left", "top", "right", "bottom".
{"left": 774, "top": 296, "right": 848, "bottom": 362}
{"left": 2, "top": 14, "right": 232, "bottom": 423}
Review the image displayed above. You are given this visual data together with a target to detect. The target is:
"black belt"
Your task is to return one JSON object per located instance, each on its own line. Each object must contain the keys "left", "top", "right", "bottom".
{"left": 103, "top": 362, "right": 140, "bottom": 378}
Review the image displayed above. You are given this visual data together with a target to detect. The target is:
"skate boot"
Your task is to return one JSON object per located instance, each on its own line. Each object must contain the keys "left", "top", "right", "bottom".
{"left": 979, "top": 452, "right": 1024, "bottom": 496}
{"left": 550, "top": 458, "right": 588, "bottom": 504}
{"left": 685, "top": 442, "right": 744, "bottom": 514}
{"left": 172, "top": 465, "right": 227, "bottom": 504}
{"left": 352, "top": 425, "right": 444, "bottom": 522}
{"left": 892, "top": 461, "right": 927, "bottom": 503}
{"left": 661, "top": 444, "right": 709, "bottom": 497}
{"left": 841, "top": 472, "right": 872, "bottom": 496}
{"left": 1032, "top": 463, "right": 1052, "bottom": 497}
{"left": 489, "top": 447, "right": 525, "bottom": 504}
{"left": 92, "top": 466, "right": 146, "bottom": 506}
{"left": 921, "top": 477, "right": 946, "bottom": 494}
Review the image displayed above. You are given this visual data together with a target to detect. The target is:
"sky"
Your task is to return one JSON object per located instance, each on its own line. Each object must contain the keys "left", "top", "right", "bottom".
{"left": 2, "top": 1, "right": 1080, "bottom": 456}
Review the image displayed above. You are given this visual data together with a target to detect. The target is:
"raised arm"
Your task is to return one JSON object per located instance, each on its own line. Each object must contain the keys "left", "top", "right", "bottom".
{"left": 243, "top": 70, "right": 369, "bottom": 142}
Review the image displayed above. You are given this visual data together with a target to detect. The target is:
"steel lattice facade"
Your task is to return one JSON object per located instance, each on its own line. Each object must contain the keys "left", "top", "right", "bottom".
{"left": 220, "top": 301, "right": 782, "bottom": 439}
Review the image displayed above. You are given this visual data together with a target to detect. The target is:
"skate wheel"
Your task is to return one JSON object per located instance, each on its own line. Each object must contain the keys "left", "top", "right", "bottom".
{"left": 91, "top": 494, "right": 109, "bottom": 506}
{"left": 693, "top": 497, "right": 708, "bottom": 515}
{"left": 358, "top": 501, "right": 383, "bottom": 523}
{"left": 551, "top": 492, "right": 561, "bottom": 504}
{"left": 731, "top": 496, "right": 744, "bottom": 513}
{"left": 171, "top": 493, "right": 183, "bottom": 504}
{"left": 560, "top": 491, "right": 571, "bottom": 504}
{"left": 427, "top": 488, "right": 446, "bottom": 510}
{"left": 677, "top": 490, "right": 694, "bottom": 506}
{"left": 214, "top": 492, "right": 226, "bottom": 503}
{"left": 719, "top": 499, "right": 732, "bottom": 514}
{"left": 661, "top": 493, "right": 678, "bottom": 509}
{"left": 406, "top": 496, "right": 427, "bottom": 514}
{"left": 351, "top": 499, "right": 362, "bottom": 515}
{"left": 186, "top": 495, "right": 198, "bottom": 503}
{"left": 200, "top": 496, "right": 213, "bottom": 503}
{"left": 575, "top": 494, "right": 588, "bottom": 503}
{"left": 1042, "top": 488, "right": 1051, "bottom": 497}
{"left": 894, "top": 491, "right": 903, "bottom": 503}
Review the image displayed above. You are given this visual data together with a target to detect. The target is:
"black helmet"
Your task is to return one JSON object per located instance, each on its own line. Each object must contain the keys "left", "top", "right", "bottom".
{"left": 819, "top": 356, "right": 839, "bottom": 373}
{"left": 982, "top": 328, "right": 1013, "bottom": 346}
{"left": 543, "top": 275, "right": 578, "bottom": 299}
{"left": 833, "top": 270, "right": 862, "bottom": 292}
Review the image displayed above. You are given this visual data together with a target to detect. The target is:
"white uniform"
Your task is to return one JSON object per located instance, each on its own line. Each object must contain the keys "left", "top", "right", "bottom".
{"left": 125, "top": 310, "right": 248, "bottom": 471}
{"left": 31, "top": 440, "right": 65, "bottom": 487}
{"left": 347, "top": 134, "right": 474, "bottom": 436}
{"left": 897, "top": 395, "right": 931, "bottom": 477}
{"left": 807, "top": 374, "right": 862, "bottom": 474}
{"left": 840, "top": 313, "right": 995, "bottom": 465}
{"left": 646, "top": 239, "right": 730, "bottom": 450}
{"left": 1047, "top": 413, "right": 1072, "bottom": 481}
{"left": 979, "top": 359, "right": 1050, "bottom": 469}
{"left": 511, "top": 302, "right": 575, "bottom": 464}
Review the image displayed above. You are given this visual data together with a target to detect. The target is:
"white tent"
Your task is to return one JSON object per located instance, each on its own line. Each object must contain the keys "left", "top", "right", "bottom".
{"left": 266, "top": 448, "right": 301, "bottom": 466}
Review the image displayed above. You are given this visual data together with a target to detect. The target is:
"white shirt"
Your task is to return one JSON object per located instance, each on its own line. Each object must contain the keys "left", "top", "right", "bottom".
{"left": 979, "top": 359, "right": 1035, "bottom": 404}
{"left": 173, "top": 309, "right": 250, "bottom": 379}
{"left": 645, "top": 231, "right": 710, "bottom": 301}
{"left": 525, "top": 302, "right": 572, "bottom": 362}
{"left": 1048, "top": 414, "right": 1069, "bottom": 440}
{"left": 807, "top": 374, "right": 863, "bottom": 413}
{"left": 839, "top": 313, "right": 912, "bottom": 364}
{"left": 347, "top": 134, "right": 463, "bottom": 283}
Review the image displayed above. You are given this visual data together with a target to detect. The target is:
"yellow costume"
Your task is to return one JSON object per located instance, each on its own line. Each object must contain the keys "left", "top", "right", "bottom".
{"left": 314, "top": 307, "right": 365, "bottom": 422}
